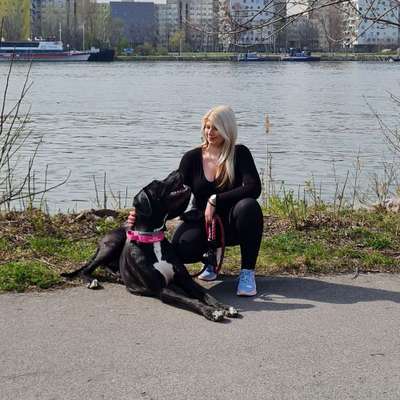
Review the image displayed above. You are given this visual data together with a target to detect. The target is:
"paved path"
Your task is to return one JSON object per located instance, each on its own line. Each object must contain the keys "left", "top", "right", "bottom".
{"left": 1, "top": 274, "right": 399, "bottom": 400}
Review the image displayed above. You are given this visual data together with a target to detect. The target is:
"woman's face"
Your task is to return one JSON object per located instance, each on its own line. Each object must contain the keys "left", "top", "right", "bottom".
{"left": 205, "top": 120, "right": 225, "bottom": 148}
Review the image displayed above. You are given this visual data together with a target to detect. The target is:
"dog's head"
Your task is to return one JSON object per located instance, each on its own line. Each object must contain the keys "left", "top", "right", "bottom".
{"left": 133, "top": 170, "right": 191, "bottom": 229}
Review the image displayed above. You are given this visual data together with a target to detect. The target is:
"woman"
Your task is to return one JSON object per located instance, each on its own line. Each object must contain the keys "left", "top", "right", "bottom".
{"left": 129, "top": 105, "right": 263, "bottom": 296}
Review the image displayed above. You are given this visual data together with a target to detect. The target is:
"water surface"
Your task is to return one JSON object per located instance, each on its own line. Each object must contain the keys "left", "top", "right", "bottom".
{"left": 1, "top": 61, "right": 399, "bottom": 211}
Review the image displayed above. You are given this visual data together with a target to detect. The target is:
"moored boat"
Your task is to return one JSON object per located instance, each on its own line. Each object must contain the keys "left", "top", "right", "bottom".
{"left": 281, "top": 49, "right": 320, "bottom": 62}
{"left": 88, "top": 48, "right": 115, "bottom": 62}
{"left": 236, "top": 52, "right": 271, "bottom": 61}
{"left": 0, "top": 40, "right": 91, "bottom": 62}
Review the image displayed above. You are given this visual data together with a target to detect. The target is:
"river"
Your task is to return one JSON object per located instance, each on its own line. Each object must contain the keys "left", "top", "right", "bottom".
{"left": 1, "top": 60, "right": 399, "bottom": 212}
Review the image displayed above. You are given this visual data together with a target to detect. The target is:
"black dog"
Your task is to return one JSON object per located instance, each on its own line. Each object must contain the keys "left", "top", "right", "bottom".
{"left": 62, "top": 171, "right": 239, "bottom": 322}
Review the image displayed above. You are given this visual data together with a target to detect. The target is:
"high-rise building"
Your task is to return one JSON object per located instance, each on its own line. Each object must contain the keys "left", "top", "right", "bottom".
{"left": 344, "top": 0, "right": 400, "bottom": 51}
{"left": 187, "top": 0, "right": 219, "bottom": 51}
{"left": 111, "top": 1, "right": 156, "bottom": 45}
{"left": 156, "top": 0, "right": 219, "bottom": 51}
{"left": 219, "top": 0, "right": 283, "bottom": 51}
{"left": 156, "top": 0, "right": 189, "bottom": 48}
{"left": 0, "top": 0, "right": 31, "bottom": 40}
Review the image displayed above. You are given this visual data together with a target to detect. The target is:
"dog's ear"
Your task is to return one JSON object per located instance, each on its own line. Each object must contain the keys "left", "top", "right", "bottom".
{"left": 133, "top": 189, "right": 152, "bottom": 217}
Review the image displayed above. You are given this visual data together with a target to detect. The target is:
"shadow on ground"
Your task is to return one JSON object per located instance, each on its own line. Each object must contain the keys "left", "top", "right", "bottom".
{"left": 206, "top": 275, "right": 400, "bottom": 313}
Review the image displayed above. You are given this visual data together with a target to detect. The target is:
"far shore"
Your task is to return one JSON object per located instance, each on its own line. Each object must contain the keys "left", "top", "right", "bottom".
{"left": 116, "top": 52, "right": 400, "bottom": 62}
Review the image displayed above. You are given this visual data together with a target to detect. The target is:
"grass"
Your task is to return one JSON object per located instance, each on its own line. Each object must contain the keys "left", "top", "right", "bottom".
{"left": 221, "top": 209, "right": 400, "bottom": 276}
{"left": 0, "top": 261, "right": 61, "bottom": 292}
{"left": 0, "top": 206, "right": 399, "bottom": 293}
{"left": 27, "top": 236, "right": 97, "bottom": 263}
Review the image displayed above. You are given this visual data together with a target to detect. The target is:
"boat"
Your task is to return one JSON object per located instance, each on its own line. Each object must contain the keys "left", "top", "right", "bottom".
{"left": 88, "top": 48, "right": 115, "bottom": 62}
{"left": 281, "top": 49, "right": 320, "bottom": 62}
{"left": 0, "top": 40, "right": 91, "bottom": 62}
{"left": 236, "top": 52, "right": 271, "bottom": 62}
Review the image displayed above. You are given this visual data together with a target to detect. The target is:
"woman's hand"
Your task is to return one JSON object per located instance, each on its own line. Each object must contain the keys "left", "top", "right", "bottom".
{"left": 204, "top": 202, "right": 216, "bottom": 226}
{"left": 127, "top": 209, "right": 136, "bottom": 228}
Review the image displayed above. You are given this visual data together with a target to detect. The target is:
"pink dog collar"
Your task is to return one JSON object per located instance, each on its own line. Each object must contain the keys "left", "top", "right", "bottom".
{"left": 127, "top": 230, "right": 165, "bottom": 244}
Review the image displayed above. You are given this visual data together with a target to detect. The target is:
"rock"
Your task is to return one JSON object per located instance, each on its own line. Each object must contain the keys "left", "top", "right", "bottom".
{"left": 383, "top": 197, "right": 400, "bottom": 212}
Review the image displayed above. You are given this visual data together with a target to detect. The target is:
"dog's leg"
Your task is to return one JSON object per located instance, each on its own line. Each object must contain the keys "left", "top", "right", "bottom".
{"left": 126, "top": 286, "right": 154, "bottom": 297}
{"left": 174, "top": 271, "right": 239, "bottom": 318}
{"left": 159, "top": 288, "right": 225, "bottom": 322}
{"left": 73, "top": 228, "right": 126, "bottom": 289}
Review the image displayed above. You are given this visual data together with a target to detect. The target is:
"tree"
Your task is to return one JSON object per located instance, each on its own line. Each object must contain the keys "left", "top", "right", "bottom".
{"left": 0, "top": 60, "right": 69, "bottom": 210}
{"left": 135, "top": 42, "right": 155, "bottom": 56}
{"left": 310, "top": 4, "right": 346, "bottom": 51}
{"left": 169, "top": 30, "right": 186, "bottom": 52}
{"left": 1, "top": 1, "right": 30, "bottom": 41}
{"left": 40, "top": 4, "right": 67, "bottom": 41}
{"left": 40, "top": 1, "right": 120, "bottom": 50}
{"left": 286, "top": 16, "right": 320, "bottom": 49}
{"left": 195, "top": 0, "right": 400, "bottom": 52}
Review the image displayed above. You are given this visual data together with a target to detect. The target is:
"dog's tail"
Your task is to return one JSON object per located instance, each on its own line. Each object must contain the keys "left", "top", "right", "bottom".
{"left": 60, "top": 249, "right": 99, "bottom": 279}
{"left": 60, "top": 264, "right": 88, "bottom": 278}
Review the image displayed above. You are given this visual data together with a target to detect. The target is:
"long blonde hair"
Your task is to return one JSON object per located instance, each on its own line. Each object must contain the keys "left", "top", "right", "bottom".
{"left": 201, "top": 105, "right": 237, "bottom": 188}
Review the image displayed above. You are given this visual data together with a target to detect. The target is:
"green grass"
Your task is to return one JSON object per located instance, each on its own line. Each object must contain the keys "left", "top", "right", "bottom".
{"left": 27, "top": 236, "right": 97, "bottom": 263}
{"left": 0, "top": 237, "right": 10, "bottom": 251}
{"left": 345, "top": 227, "right": 393, "bottom": 250}
{"left": 1, "top": 208, "right": 400, "bottom": 293}
{"left": 222, "top": 223, "right": 400, "bottom": 275}
{"left": 0, "top": 261, "right": 62, "bottom": 292}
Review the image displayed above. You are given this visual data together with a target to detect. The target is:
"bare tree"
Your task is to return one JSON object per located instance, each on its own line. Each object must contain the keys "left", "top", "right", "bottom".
{"left": 286, "top": 16, "right": 320, "bottom": 49}
{"left": 40, "top": 3, "right": 68, "bottom": 41}
{"left": 370, "top": 93, "right": 400, "bottom": 154}
{"left": 0, "top": 59, "right": 69, "bottom": 210}
{"left": 310, "top": 3, "right": 346, "bottom": 51}
{"left": 187, "top": 0, "right": 400, "bottom": 52}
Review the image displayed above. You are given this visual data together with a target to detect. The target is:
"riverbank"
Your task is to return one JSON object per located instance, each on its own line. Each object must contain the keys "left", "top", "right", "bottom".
{"left": 1, "top": 206, "right": 399, "bottom": 292}
{"left": 116, "top": 52, "right": 400, "bottom": 62}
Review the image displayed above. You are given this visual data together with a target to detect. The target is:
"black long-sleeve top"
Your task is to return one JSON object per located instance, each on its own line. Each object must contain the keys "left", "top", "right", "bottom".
{"left": 178, "top": 144, "right": 262, "bottom": 212}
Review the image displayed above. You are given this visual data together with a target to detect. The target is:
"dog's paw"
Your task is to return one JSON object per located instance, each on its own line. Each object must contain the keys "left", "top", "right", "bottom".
{"left": 211, "top": 310, "right": 225, "bottom": 322}
{"left": 225, "top": 306, "right": 240, "bottom": 318}
{"left": 87, "top": 279, "right": 101, "bottom": 290}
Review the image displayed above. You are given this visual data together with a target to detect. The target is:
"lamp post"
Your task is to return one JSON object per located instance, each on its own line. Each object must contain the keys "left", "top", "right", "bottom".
{"left": 82, "top": 22, "right": 85, "bottom": 51}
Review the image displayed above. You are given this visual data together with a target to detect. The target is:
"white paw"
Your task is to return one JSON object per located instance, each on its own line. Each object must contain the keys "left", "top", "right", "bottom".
{"left": 87, "top": 279, "right": 99, "bottom": 289}
{"left": 212, "top": 310, "right": 225, "bottom": 321}
{"left": 227, "top": 306, "right": 239, "bottom": 317}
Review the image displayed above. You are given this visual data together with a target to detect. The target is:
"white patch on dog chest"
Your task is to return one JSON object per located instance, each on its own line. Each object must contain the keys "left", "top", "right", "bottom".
{"left": 153, "top": 242, "right": 175, "bottom": 285}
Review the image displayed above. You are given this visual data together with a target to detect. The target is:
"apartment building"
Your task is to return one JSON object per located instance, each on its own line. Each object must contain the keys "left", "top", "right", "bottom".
{"left": 156, "top": 0, "right": 219, "bottom": 51}
{"left": 187, "top": 0, "right": 219, "bottom": 50}
{"left": 156, "top": 0, "right": 189, "bottom": 47}
{"left": 219, "top": 0, "right": 282, "bottom": 51}
{"left": 344, "top": 0, "right": 400, "bottom": 50}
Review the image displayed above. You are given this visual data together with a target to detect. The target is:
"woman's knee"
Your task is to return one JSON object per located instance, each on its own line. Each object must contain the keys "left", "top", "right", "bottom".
{"left": 232, "top": 198, "right": 263, "bottom": 221}
{"left": 171, "top": 222, "right": 206, "bottom": 263}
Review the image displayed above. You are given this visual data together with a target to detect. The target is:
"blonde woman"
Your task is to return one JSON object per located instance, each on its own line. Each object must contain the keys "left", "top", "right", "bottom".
{"left": 128, "top": 105, "right": 263, "bottom": 296}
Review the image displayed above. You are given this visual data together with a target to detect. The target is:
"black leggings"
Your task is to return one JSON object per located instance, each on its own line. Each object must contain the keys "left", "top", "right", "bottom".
{"left": 172, "top": 198, "right": 263, "bottom": 270}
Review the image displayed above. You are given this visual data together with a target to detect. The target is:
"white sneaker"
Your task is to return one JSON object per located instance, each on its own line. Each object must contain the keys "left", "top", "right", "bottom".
{"left": 237, "top": 269, "right": 257, "bottom": 296}
{"left": 198, "top": 264, "right": 217, "bottom": 281}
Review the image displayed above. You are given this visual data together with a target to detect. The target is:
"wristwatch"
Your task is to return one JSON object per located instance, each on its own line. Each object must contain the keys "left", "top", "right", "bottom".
{"left": 208, "top": 194, "right": 217, "bottom": 207}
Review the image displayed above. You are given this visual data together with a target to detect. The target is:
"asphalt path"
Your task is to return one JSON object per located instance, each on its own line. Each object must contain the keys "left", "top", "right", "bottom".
{"left": 1, "top": 274, "right": 399, "bottom": 400}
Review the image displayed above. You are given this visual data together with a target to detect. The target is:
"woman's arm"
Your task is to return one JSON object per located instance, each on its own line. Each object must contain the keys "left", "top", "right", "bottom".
{"left": 216, "top": 145, "right": 261, "bottom": 205}
{"left": 178, "top": 149, "right": 195, "bottom": 188}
